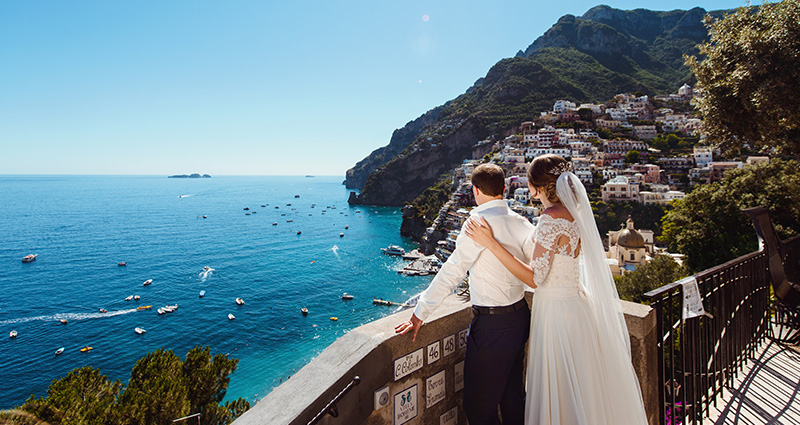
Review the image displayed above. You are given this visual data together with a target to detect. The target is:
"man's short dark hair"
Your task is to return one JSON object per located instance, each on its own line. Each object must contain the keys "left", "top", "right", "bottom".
{"left": 471, "top": 164, "right": 505, "bottom": 197}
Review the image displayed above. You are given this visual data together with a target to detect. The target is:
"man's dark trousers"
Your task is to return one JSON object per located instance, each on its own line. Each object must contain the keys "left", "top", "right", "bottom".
{"left": 463, "top": 300, "right": 530, "bottom": 425}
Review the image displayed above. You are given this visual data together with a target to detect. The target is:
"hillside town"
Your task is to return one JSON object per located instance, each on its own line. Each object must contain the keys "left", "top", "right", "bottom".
{"left": 424, "top": 84, "right": 772, "bottom": 276}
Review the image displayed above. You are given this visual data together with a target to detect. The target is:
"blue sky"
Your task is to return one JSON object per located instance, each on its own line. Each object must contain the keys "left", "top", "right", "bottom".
{"left": 0, "top": 0, "right": 756, "bottom": 176}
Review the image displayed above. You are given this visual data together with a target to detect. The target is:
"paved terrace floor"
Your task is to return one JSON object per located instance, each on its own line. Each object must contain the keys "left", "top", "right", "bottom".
{"left": 705, "top": 339, "right": 800, "bottom": 425}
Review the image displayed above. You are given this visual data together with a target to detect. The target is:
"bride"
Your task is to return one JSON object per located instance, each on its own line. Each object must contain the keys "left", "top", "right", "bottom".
{"left": 464, "top": 154, "right": 647, "bottom": 424}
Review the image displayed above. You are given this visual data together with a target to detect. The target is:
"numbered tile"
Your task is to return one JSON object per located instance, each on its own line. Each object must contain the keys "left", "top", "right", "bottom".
{"left": 427, "top": 340, "right": 441, "bottom": 365}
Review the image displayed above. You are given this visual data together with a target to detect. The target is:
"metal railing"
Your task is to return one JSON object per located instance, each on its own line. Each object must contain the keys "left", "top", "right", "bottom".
{"left": 306, "top": 376, "right": 361, "bottom": 425}
{"left": 645, "top": 243, "right": 786, "bottom": 425}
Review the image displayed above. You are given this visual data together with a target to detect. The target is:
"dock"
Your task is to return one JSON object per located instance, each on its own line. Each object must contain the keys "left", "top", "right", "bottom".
{"left": 398, "top": 254, "right": 440, "bottom": 276}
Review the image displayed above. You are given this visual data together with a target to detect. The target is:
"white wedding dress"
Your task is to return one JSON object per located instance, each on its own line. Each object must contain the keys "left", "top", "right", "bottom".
{"left": 525, "top": 212, "right": 648, "bottom": 425}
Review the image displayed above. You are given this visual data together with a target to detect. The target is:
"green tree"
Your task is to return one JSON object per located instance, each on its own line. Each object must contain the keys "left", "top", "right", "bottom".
{"left": 616, "top": 255, "right": 689, "bottom": 303}
{"left": 21, "top": 367, "right": 122, "bottom": 425}
{"left": 661, "top": 159, "right": 800, "bottom": 272}
{"left": 686, "top": 1, "right": 800, "bottom": 156}
{"left": 18, "top": 347, "right": 248, "bottom": 425}
{"left": 117, "top": 349, "right": 189, "bottom": 425}
{"left": 624, "top": 150, "right": 641, "bottom": 164}
{"left": 182, "top": 346, "right": 243, "bottom": 425}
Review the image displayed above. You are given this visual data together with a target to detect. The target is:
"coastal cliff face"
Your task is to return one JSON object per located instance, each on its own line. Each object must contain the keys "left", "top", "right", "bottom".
{"left": 349, "top": 118, "right": 482, "bottom": 206}
{"left": 345, "top": 107, "right": 443, "bottom": 190}
{"left": 347, "top": 5, "right": 722, "bottom": 209}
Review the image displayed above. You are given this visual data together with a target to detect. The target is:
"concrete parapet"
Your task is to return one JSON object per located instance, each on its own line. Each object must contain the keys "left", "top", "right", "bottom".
{"left": 234, "top": 294, "right": 657, "bottom": 425}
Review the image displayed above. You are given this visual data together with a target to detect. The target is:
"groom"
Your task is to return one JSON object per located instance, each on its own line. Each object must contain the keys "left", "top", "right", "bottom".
{"left": 395, "top": 163, "right": 534, "bottom": 425}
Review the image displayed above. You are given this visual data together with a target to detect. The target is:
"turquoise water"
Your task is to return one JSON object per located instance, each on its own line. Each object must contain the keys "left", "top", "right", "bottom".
{"left": 0, "top": 175, "right": 431, "bottom": 408}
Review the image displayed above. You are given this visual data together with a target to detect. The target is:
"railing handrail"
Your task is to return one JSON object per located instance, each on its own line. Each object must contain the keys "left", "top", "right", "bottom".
{"left": 306, "top": 376, "right": 361, "bottom": 425}
{"left": 644, "top": 249, "right": 765, "bottom": 300}
{"left": 645, "top": 233, "right": 800, "bottom": 301}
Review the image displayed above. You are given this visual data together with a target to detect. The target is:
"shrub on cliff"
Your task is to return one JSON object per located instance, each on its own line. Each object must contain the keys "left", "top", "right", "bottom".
{"left": 17, "top": 347, "right": 249, "bottom": 425}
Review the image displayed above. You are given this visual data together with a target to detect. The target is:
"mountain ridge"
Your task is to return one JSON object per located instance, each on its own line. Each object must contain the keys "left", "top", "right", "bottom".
{"left": 346, "top": 5, "right": 730, "bottom": 205}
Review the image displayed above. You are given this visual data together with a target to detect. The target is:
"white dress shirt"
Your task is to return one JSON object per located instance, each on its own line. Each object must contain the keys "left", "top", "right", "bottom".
{"left": 413, "top": 199, "right": 535, "bottom": 322}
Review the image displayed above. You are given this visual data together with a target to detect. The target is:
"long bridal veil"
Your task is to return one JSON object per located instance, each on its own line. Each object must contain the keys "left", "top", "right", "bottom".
{"left": 556, "top": 171, "right": 648, "bottom": 424}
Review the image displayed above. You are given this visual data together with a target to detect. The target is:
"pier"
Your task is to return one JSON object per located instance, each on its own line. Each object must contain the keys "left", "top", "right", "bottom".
{"left": 397, "top": 251, "right": 441, "bottom": 276}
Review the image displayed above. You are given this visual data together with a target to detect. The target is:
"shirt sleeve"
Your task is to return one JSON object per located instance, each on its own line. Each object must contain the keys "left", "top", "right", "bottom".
{"left": 413, "top": 221, "right": 484, "bottom": 322}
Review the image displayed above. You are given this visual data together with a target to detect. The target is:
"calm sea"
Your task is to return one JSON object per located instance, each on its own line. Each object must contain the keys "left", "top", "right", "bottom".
{"left": 0, "top": 175, "right": 431, "bottom": 408}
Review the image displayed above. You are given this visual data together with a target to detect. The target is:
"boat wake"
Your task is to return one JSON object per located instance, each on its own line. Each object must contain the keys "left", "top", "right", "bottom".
{"left": 329, "top": 245, "right": 340, "bottom": 258}
{"left": 199, "top": 266, "right": 215, "bottom": 282}
{"left": 179, "top": 194, "right": 196, "bottom": 198}
{"left": 0, "top": 308, "right": 140, "bottom": 325}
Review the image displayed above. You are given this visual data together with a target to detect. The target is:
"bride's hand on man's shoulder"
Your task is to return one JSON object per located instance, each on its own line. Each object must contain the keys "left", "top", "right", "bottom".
{"left": 464, "top": 216, "right": 495, "bottom": 247}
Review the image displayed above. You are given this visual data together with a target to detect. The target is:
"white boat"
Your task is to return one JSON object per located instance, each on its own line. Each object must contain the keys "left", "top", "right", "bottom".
{"left": 22, "top": 254, "right": 37, "bottom": 263}
{"left": 9, "top": 330, "right": 17, "bottom": 338}
{"left": 157, "top": 308, "right": 166, "bottom": 315}
{"left": 60, "top": 319, "right": 68, "bottom": 325}
{"left": 143, "top": 279, "right": 153, "bottom": 286}
{"left": 125, "top": 295, "right": 134, "bottom": 301}
{"left": 235, "top": 298, "right": 245, "bottom": 306}
{"left": 99, "top": 308, "right": 107, "bottom": 313}
{"left": 133, "top": 295, "right": 140, "bottom": 301}
{"left": 160, "top": 305, "right": 178, "bottom": 313}
{"left": 228, "top": 313, "right": 235, "bottom": 320}
{"left": 199, "top": 290, "right": 206, "bottom": 298}
{"left": 381, "top": 245, "right": 406, "bottom": 256}
{"left": 134, "top": 327, "right": 146, "bottom": 335}
{"left": 55, "top": 347, "right": 64, "bottom": 355}
{"left": 342, "top": 293, "right": 354, "bottom": 300}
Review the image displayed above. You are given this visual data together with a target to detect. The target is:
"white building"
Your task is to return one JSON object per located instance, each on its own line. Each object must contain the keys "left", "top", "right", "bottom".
{"left": 553, "top": 100, "right": 577, "bottom": 113}
{"left": 526, "top": 147, "right": 571, "bottom": 161}
{"left": 601, "top": 176, "right": 640, "bottom": 202}
{"left": 513, "top": 187, "right": 530, "bottom": 205}
{"left": 578, "top": 103, "right": 603, "bottom": 114}
{"left": 632, "top": 125, "right": 657, "bottom": 140}
{"left": 693, "top": 146, "right": 713, "bottom": 168}
{"left": 572, "top": 158, "right": 594, "bottom": 184}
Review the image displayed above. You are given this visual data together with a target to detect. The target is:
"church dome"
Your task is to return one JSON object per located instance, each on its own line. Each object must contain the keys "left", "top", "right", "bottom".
{"left": 617, "top": 228, "right": 645, "bottom": 249}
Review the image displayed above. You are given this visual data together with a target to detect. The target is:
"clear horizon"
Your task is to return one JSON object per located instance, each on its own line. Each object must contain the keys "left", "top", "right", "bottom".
{"left": 1, "top": 0, "right": 759, "bottom": 176}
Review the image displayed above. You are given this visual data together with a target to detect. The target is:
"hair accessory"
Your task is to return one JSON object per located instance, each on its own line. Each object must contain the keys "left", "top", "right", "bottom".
{"left": 547, "top": 162, "right": 573, "bottom": 176}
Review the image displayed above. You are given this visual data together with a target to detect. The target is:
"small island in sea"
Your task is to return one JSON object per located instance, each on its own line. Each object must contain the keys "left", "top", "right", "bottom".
{"left": 168, "top": 173, "right": 211, "bottom": 178}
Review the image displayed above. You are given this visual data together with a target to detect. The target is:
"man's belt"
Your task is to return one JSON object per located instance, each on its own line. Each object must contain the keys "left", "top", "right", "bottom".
{"left": 471, "top": 298, "right": 527, "bottom": 316}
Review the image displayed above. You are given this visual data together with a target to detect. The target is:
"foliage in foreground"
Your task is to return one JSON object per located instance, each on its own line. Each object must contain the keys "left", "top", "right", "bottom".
{"left": 616, "top": 255, "right": 689, "bottom": 304}
{"left": 17, "top": 346, "right": 249, "bottom": 425}
{"left": 687, "top": 0, "right": 800, "bottom": 157}
{"left": 661, "top": 159, "right": 800, "bottom": 272}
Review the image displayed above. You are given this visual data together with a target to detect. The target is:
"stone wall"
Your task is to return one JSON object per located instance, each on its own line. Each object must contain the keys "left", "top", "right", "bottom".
{"left": 233, "top": 294, "right": 658, "bottom": 425}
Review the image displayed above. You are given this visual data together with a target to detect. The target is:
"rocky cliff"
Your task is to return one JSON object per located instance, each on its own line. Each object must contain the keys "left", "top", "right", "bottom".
{"left": 346, "top": 5, "right": 728, "bottom": 207}
{"left": 345, "top": 106, "right": 443, "bottom": 190}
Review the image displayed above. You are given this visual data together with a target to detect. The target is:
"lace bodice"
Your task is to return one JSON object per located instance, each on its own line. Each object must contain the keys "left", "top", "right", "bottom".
{"left": 530, "top": 214, "right": 581, "bottom": 289}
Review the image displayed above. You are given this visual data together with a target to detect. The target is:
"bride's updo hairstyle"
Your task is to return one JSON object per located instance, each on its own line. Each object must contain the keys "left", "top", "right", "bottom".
{"left": 527, "top": 154, "right": 570, "bottom": 204}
